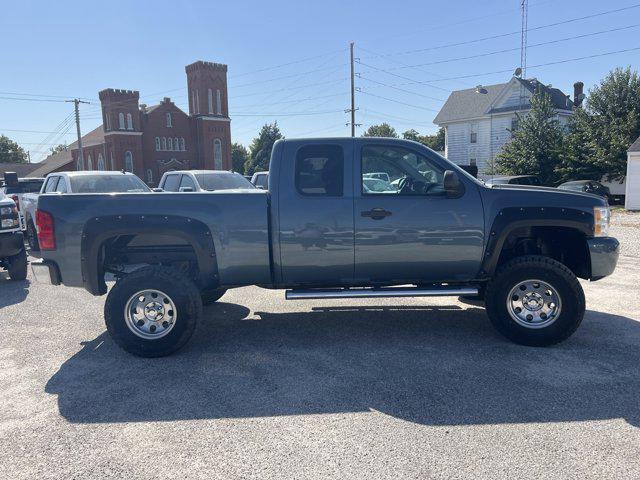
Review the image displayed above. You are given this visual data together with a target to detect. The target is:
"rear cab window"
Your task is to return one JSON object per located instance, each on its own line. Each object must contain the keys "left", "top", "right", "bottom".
{"left": 295, "top": 145, "right": 344, "bottom": 196}
{"left": 44, "top": 176, "right": 59, "bottom": 193}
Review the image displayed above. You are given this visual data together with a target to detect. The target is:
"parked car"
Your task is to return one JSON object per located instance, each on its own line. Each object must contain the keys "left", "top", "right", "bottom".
{"left": 0, "top": 192, "right": 27, "bottom": 280}
{"left": 250, "top": 171, "right": 269, "bottom": 189}
{"left": 0, "top": 173, "right": 45, "bottom": 214}
{"left": 158, "top": 170, "right": 255, "bottom": 192}
{"left": 22, "top": 171, "right": 150, "bottom": 251}
{"left": 485, "top": 175, "right": 542, "bottom": 186}
{"left": 32, "top": 138, "right": 618, "bottom": 357}
{"left": 557, "top": 180, "right": 611, "bottom": 201}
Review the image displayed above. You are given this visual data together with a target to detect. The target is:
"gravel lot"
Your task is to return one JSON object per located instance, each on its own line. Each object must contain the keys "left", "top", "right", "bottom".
{"left": 1, "top": 213, "right": 639, "bottom": 479}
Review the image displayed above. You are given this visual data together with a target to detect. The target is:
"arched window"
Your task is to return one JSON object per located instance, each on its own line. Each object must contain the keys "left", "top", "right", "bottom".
{"left": 191, "top": 90, "right": 196, "bottom": 114}
{"left": 124, "top": 151, "right": 133, "bottom": 173}
{"left": 110, "top": 151, "right": 114, "bottom": 170}
{"left": 97, "top": 153, "right": 105, "bottom": 171}
{"left": 207, "top": 88, "right": 213, "bottom": 114}
{"left": 161, "top": 137, "right": 167, "bottom": 150}
{"left": 166, "top": 112, "right": 172, "bottom": 127}
{"left": 216, "top": 89, "right": 221, "bottom": 115}
{"left": 87, "top": 154, "right": 93, "bottom": 171}
{"left": 168, "top": 137, "right": 173, "bottom": 151}
{"left": 147, "top": 169, "right": 153, "bottom": 184}
{"left": 195, "top": 90, "right": 200, "bottom": 114}
{"left": 118, "top": 112, "right": 125, "bottom": 129}
{"left": 126, "top": 113, "right": 133, "bottom": 130}
{"left": 155, "top": 137, "right": 160, "bottom": 151}
{"left": 180, "top": 138, "right": 185, "bottom": 151}
{"left": 213, "top": 138, "right": 222, "bottom": 170}
{"left": 174, "top": 137, "right": 179, "bottom": 150}
{"left": 105, "top": 114, "right": 111, "bottom": 131}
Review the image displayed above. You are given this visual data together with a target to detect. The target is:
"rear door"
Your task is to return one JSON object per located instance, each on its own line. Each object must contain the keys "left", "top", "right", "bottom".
{"left": 277, "top": 141, "right": 355, "bottom": 286}
{"left": 354, "top": 142, "right": 485, "bottom": 284}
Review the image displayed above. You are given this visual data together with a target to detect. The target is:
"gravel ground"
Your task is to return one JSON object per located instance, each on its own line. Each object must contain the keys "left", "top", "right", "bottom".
{"left": 610, "top": 209, "right": 640, "bottom": 258}
{"left": 0, "top": 213, "right": 639, "bottom": 479}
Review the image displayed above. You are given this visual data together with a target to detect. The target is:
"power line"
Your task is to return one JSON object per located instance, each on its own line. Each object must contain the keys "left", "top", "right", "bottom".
{"left": 359, "top": 91, "right": 440, "bottom": 112}
{"left": 359, "top": 76, "right": 445, "bottom": 102}
{"left": 0, "top": 96, "right": 70, "bottom": 103}
{"left": 0, "top": 128, "right": 78, "bottom": 134}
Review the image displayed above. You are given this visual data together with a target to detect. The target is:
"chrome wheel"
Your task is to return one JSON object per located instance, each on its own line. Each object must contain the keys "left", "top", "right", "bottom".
{"left": 506, "top": 279, "right": 561, "bottom": 329}
{"left": 124, "top": 289, "right": 177, "bottom": 339}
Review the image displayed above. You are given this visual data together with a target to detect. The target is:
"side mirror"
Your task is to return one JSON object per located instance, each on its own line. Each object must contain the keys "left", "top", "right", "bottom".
{"left": 152, "top": 187, "right": 164, "bottom": 192}
{"left": 443, "top": 170, "right": 463, "bottom": 197}
{"left": 179, "top": 186, "right": 194, "bottom": 192}
{"left": 254, "top": 185, "right": 265, "bottom": 190}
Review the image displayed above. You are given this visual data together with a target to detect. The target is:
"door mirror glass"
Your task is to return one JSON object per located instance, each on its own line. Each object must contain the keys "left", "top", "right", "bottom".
{"left": 443, "top": 170, "right": 462, "bottom": 197}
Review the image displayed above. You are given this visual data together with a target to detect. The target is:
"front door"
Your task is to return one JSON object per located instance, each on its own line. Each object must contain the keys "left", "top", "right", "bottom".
{"left": 354, "top": 142, "right": 484, "bottom": 285}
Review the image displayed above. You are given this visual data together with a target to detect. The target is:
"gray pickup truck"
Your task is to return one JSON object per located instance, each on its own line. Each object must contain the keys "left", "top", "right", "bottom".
{"left": 32, "top": 138, "right": 619, "bottom": 357}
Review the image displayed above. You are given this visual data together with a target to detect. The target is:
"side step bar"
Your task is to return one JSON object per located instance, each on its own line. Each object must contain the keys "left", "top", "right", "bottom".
{"left": 285, "top": 286, "right": 478, "bottom": 300}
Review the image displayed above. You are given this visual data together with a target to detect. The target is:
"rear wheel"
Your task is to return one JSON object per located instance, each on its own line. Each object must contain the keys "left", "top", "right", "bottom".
{"left": 7, "top": 249, "right": 28, "bottom": 281}
{"left": 105, "top": 266, "right": 202, "bottom": 357}
{"left": 26, "top": 219, "right": 40, "bottom": 252}
{"left": 485, "top": 255, "right": 585, "bottom": 346}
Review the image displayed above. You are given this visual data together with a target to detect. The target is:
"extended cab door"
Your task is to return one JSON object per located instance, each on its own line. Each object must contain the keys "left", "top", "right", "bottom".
{"left": 354, "top": 142, "right": 484, "bottom": 284}
{"left": 276, "top": 141, "right": 354, "bottom": 286}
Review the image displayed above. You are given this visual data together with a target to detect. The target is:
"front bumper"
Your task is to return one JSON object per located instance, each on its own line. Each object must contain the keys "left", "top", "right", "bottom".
{"left": 0, "top": 231, "right": 24, "bottom": 258}
{"left": 30, "top": 259, "right": 61, "bottom": 285}
{"left": 588, "top": 237, "right": 620, "bottom": 281}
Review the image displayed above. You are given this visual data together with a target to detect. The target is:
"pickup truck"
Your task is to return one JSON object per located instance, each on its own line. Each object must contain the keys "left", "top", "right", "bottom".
{"left": 31, "top": 138, "right": 620, "bottom": 357}
{"left": 22, "top": 171, "right": 150, "bottom": 251}
{"left": 0, "top": 192, "right": 27, "bottom": 280}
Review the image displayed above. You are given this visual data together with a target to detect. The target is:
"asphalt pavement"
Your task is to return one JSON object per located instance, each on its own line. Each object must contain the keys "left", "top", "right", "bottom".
{"left": 1, "top": 216, "right": 639, "bottom": 479}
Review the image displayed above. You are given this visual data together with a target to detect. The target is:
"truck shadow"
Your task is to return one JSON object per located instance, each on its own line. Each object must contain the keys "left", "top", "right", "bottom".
{"left": 0, "top": 275, "right": 29, "bottom": 308}
{"left": 45, "top": 302, "right": 640, "bottom": 426}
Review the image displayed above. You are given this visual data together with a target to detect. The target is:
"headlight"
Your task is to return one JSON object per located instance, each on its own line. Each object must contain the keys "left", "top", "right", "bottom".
{"left": 593, "top": 206, "right": 610, "bottom": 237}
{"left": 0, "top": 206, "right": 12, "bottom": 216}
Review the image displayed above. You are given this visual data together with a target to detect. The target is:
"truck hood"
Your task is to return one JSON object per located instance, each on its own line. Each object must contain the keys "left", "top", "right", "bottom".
{"left": 487, "top": 183, "right": 606, "bottom": 203}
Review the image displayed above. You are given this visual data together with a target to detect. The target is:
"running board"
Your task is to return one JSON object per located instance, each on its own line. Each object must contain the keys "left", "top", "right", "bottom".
{"left": 285, "top": 286, "right": 478, "bottom": 300}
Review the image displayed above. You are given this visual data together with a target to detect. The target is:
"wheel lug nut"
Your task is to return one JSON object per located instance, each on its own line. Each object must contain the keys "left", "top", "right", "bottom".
{"left": 150, "top": 325, "right": 156, "bottom": 332}
{"left": 540, "top": 313, "right": 547, "bottom": 320}
{"left": 526, "top": 314, "right": 533, "bottom": 321}
{"left": 137, "top": 320, "right": 144, "bottom": 327}
{"left": 514, "top": 307, "right": 522, "bottom": 314}
{"left": 512, "top": 295, "right": 519, "bottom": 301}
{"left": 162, "top": 321, "right": 169, "bottom": 328}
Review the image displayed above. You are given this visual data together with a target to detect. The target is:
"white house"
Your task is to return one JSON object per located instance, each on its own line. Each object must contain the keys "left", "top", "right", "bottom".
{"left": 626, "top": 136, "right": 640, "bottom": 210}
{"left": 434, "top": 76, "right": 578, "bottom": 175}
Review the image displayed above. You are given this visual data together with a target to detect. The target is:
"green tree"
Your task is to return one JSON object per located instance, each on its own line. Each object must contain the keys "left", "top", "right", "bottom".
{"left": 559, "top": 67, "right": 640, "bottom": 181}
{"left": 495, "top": 92, "right": 564, "bottom": 185}
{"left": 49, "top": 144, "right": 68, "bottom": 155}
{"left": 402, "top": 127, "right": 445, "bottom": 151}
{"left": 0, "top": 135, "right": 27, "bottom": 163}
{"left": 363, "top": 123, "right": 398, "bottom": 138}
{"left": 244, "top": 122, "right": 283, "bottom": 175}
{"left": 231, "top": 142, "right": 249, "bottom": 173}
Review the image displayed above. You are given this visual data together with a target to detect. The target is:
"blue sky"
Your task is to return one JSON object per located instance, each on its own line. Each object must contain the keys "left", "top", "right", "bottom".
{"left": 2, "top": 0, "right": 639, "bottom": 162}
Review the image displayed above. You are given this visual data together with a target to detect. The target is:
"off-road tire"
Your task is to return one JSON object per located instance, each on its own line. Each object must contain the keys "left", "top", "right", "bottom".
{"left": 485, "top": 255, "right": 585, "bottom": 346}
{"left": 7, "top": 249, "right": 28, "bottom": 281}
{"left": 105, "top": 266, "right": 202, "bottom": 357}
{"left": 26, "top": 219, "right": 40, "bottom": 252}
{"left": 201, "top": 288, "right": 227, "bottom": 305}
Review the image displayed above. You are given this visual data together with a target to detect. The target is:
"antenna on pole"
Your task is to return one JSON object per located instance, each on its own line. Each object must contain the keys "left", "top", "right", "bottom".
{"left": 520, "top": 0, "right": 528, "bottom": 79}
{"left": 346, "top": 42, "right": 360, "bottom": 137}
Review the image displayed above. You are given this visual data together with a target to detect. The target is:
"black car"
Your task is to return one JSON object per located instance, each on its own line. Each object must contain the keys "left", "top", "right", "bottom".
{"left": 485, "top": 175, "right": 542, "bottom": 186}
{"left": 557, "top": 180, "right": 610, "bottom": 201}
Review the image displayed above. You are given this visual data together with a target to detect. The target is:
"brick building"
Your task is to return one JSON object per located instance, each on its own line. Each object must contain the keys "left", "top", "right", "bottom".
{"left": 30, "top": 60, "right": 232, "bottom": 185}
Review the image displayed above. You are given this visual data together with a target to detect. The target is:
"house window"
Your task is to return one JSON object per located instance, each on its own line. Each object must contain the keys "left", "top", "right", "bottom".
{"left": 216, "top": 89, "right": 221, "bottom": 115}
{"left": 87, "top": 155, "right": 93, "bottom": 171}
{"left": 168, "top": 137, "right": 173, "bottom": 151}
{"left": 207, "top": 88, "right": 213, "bottom": 114}
{"left": 180, "top": 138, "right": 185, "bottom": 151}
{"left": 118, "top": 113, "right": 125, "bottom": 130}
{"left": 469, "top": 158, "right": 477, "bottom": 167}
{"left": 511, "top": 117, "right": 519, "bottom": 136}
{"left": 161, "top": 137, "right": 167, "bottom": 150}
{"left": 124, "top": 151, "right": 133, "bottom": 173}
{"left": 126, "top": 113, "right": 133, "bottom": 130}
{"left": 470, "top": 131, "right": 477, "bottom": 144}
{"left": 97, "top": 153, "right": 105, "bottom": 171}
{"left": 147, "top": 169, "right": 153, "bottom": 184}
{"left": 155, "top": 137, "right": 161, "bottom": 151}
{"left": 213, "top": 138, "right": 222, "bottom": 170}
{"left": 166, "top": 112, "right": 172, "bottom": 127}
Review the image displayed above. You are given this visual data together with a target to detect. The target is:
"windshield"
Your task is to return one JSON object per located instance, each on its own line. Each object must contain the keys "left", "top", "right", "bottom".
{"left": 69, "top": 175, "right": 150, "bottom": 193}
{"left": 195, "top": 173, "right": 255, "bottom": 191}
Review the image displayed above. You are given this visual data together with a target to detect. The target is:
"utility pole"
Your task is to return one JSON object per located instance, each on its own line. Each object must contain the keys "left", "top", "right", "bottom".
{"left": 66, "top": 98, "right": 90, "bottom": 169}
{"left": 520, "top": 0, "right": 528, "bottom": 79}
{"left": 350, "top": 42, "right": 356, "bottom": 137}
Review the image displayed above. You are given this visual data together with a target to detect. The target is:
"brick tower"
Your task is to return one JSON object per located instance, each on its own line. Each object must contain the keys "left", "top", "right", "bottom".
{"left": 185, "top": 61, "right": 232, "bottom": 170}
{"left": 99, "top": 89, "right": 144, "bottom": 174}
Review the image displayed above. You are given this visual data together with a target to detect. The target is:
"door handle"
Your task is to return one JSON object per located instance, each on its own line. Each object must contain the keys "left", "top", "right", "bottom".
{"left": 361, "top": 208, "right": 392, "bottom": 220}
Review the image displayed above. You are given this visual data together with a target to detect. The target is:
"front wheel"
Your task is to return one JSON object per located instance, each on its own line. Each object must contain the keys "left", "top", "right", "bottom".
{"left": 485, "top": 255, "right": 585, "bottom": 346}
{"left": 7, "top": 249, "right": 28, "bottom": 281}
{"left": 105, "top": 266, "right": 202, "bottom": 357}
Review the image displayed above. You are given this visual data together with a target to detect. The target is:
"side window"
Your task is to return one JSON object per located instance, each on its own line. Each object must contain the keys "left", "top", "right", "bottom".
{"left": 44, "top": 177, "right": 59, "bottom": 193}
{"left": 256, "top": 174, "right": 268, "bottom": 189}
{"left": 295, "top": 145, "right": 344, "bottom": 196}
{"left": 361, "top": 145, "right": 445, "bottom": 196}
{"left": 55, "top": 178, "right": 68, "bottom": 193}
{"left": 179, "top": 175, "right": 196, "bottom": 191}
{"left": 162, "top": 174, "right": 180, "bottom": 192}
